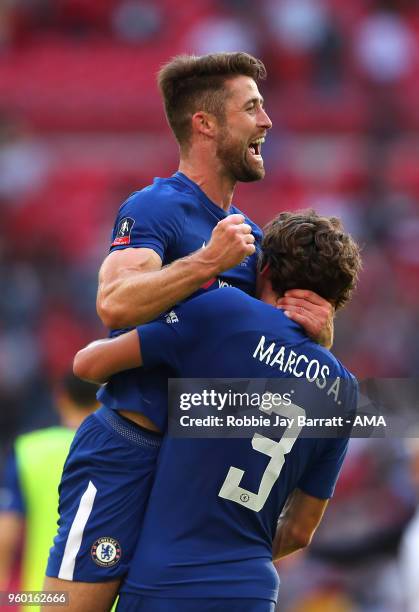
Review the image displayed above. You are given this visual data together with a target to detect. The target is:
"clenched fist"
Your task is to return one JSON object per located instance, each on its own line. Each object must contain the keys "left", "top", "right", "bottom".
{"left": 201, "top": 214, "right": 256, "bottom": 273}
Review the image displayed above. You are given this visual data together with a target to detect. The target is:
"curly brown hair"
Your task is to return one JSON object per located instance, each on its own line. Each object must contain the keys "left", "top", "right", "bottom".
{"left": 158, "top": 52, "right": 267, "bottom": 147}
{"left": 260, "top": 211, "right": 362, "bottom": 310}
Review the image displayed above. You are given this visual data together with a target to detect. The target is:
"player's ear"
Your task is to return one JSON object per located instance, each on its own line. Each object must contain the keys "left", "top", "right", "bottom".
{"left": 256, "top": 269, "right": 272, "bottom": 300}
{"left": 192, "top": 111, "right": 217, "bottom": 139}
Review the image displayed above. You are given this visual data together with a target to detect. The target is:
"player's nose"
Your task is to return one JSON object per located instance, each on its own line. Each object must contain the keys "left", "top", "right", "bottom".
{"left": 258, "top": 107, "right": 272, "bottom": 130}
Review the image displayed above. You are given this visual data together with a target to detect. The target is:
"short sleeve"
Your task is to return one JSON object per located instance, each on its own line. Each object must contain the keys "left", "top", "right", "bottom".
{"left": 297, "top": 373, "right": 357, "bottom": 500}
{"left": 137, "top": 319, "right": 183, "bottom": 372}
{"left": 298, "top": 437, "right": 349, "bottom": 500}
{"left": 110, "top": 187, "right": 185, "bottom": 260}
{"left": 138, "top": 289, "right": 242, "bottom": 372}
{"left": 0, "top": 449, "right": 25, "bottom": 515}
{"left": 137, "top": 293, "right": 216, "bottom": 372}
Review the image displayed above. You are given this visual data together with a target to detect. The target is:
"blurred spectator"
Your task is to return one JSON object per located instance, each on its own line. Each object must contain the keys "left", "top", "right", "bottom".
{"left": 353, "top": 7, "right": 416, "bottom": 84}
{"left": 184, "top": 15, "right": 258, "bottom": 56}
{"left": 56, "top": 0, "right": 111, "bottom": 38}
{"left": 11, "top": 0, "right": 58, "bottom": 39}
{"left": 0, "top": 373, "right": 99, "bottom": 607}
{"left": 312, "top": 16, "right": 344, "bottom": 91}
{"left": 0, "top": 1, "right": 13, "bottom": 51}
{"left": 111, "top": 1, "right": 162, "bottom": 44}
{"left": 263, "top": 0, "right": 345, "bottom": 90}
{"left": 0, "top": 117, "right": 49, "bottom": 205}
{"left": 266, "top": 0, "right": 330, "bottom": 53}
{"left": 276, "top": 438, "right": 412, "bottom": 610}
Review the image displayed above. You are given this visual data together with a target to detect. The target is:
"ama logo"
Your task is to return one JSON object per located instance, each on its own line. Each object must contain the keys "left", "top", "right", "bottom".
{"left": 112, "top": 217, "right": 135, "bottom": 246}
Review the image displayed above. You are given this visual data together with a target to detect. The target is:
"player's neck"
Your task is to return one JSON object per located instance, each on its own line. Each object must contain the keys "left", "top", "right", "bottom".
{"left": 260, "top": 292, "right": 279, "bottom": 308}
{"left": 179, "top": 156, "right": 235, "bottom": 212}
{"left": 258, "top": 278, "right": 281, "bottom": 308}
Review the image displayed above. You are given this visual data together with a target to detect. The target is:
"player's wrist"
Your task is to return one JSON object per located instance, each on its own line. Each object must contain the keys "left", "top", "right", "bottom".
{"left": 189, "top": 247, "right": 223, "bottom": 280}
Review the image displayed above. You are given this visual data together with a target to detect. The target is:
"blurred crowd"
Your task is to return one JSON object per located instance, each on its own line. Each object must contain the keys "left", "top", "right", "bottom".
{"left": 0, "top": 0, "right": 418, "bottom": 610}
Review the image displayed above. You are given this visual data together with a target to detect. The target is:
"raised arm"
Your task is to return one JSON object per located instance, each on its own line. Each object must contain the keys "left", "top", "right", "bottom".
{"left": 97, "top": 214, "right": 255, "bottom": 329}
{"left": 272, "top": 488, "right": 328, "bottom": 562}
{"left": 73, "top": 330, "right": 141, "bottom": 384}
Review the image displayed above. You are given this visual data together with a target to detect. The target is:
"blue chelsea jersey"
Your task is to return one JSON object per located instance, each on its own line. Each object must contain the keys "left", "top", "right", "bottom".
{"left": 98, "top": 173, "right": 262, "bottom": 430}
{"left": 121, "top": 288, "right": 357, "bottom": 602}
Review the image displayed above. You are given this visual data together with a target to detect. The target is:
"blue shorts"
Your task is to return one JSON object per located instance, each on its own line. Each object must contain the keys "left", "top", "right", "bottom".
{"left": 46, "top": 407, "right": 161, "bottom": 582}
{"left": 117, "top": 595, "right": 275, "bottom": 612}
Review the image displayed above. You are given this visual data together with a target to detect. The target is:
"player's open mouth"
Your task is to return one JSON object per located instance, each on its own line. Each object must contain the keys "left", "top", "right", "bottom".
{"left": 248, "top": 137, "right": 265, "bottom": 162}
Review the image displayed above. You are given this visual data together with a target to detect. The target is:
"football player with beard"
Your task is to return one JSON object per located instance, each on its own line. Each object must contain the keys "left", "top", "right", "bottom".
{"left": 44, "top": 53, "right": 333, "bottom": 612}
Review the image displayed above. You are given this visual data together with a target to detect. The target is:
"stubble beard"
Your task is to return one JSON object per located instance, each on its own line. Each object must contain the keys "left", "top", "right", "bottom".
{"left": 216, "top": 132, "right": 265, "bottom": 183}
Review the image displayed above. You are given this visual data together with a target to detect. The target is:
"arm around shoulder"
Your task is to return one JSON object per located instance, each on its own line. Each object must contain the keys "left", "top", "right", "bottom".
{"left": 73, "top": 331, "right": 142, "bottom": 384}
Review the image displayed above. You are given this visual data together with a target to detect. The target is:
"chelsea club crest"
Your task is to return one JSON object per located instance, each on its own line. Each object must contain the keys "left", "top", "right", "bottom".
{"left": 91, "top": 537, "right": 122, "bottom": 567}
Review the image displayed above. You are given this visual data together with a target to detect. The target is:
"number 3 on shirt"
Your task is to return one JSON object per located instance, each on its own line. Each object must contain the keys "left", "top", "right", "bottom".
{"left": 218, "top": 400, "right": 306, "bottom": 512}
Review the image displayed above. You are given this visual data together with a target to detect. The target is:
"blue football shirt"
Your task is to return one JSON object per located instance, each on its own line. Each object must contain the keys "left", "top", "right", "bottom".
{"left": 98, "top": 172, "right": 262, "bottom": 430}
{"left": 121, "top": 288, "right": 357, "bottom": 603}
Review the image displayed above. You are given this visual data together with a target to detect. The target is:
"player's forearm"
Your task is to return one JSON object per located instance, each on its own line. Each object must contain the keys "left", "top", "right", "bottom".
{"left": 0, "top": 557, "right": 13, "bottom": 591}
{"left": 98, "top": 250, "right": 219, "bottom": 329}
{"left": 272, "top": 489, "right": 327, "bottom": 562}
{"left": 272, "top": 520, "right": 311, "bottom": 562}
{"left": 0, "top": 551, "right": 13, "bottom": 591}
{"left": 74, "top": 340, "right": 117, "bottom": 384}
{"left": 74, "top": 332, "right": 141, "bottom": 383}
{"left": 0, "top": 514, "right": 23, "bottom": 589}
